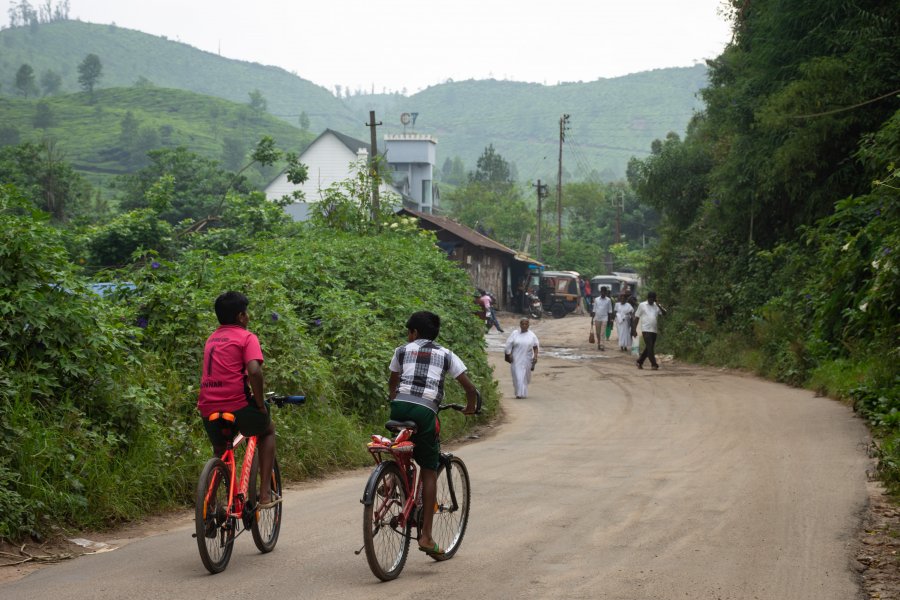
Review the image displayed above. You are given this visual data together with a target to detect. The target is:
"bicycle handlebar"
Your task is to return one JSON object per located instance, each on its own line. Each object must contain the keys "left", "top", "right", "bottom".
{"left": 440, "top": 389, "right": 483, "bottom": 415}
{"left": 267, "top": 393, "right": 307, "bottom": 408}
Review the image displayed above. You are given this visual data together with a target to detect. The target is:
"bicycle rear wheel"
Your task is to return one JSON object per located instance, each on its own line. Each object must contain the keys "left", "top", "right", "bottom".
{"left": 249, "top": 454, "right": 283, "bottom": 553}
{"left": 363, "top": 461, "right": 410, "bottom": 581}
{"left": 195, "top": 457, "right": 234, "bottom": 574}
{"left": 430, "top": 454, "right": 470, "bottom": 560}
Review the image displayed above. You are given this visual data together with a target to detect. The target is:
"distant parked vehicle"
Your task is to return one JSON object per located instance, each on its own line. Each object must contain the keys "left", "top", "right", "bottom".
{"left": 524, "top": 289, "right": 543, "bottom": 319}
{"left": 539, "top": 271, "right": 580, "bottom": 318}
{"left": 589, "top": 274, "right": 639, "bottom": 300}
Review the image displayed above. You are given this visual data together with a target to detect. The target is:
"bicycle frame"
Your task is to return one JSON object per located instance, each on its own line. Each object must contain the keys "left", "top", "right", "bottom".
{"left": 366, "top": 429, "right": 421, "bottom": 534}
{"left": 217, "top": 432, "right": 256, "bottom": 521}
{"left": 364, "top": 430, "right": 465, "bottom": 537}
{"left": 196, "top": 395, "right": 304, "bottom": 574}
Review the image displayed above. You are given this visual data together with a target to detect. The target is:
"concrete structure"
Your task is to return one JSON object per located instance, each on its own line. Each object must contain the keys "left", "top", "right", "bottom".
{"left": 265, "top": 129, "right": 438, "bottom": 220}
{"left": 384, "top": 134, "right": 438, "bottom": 214}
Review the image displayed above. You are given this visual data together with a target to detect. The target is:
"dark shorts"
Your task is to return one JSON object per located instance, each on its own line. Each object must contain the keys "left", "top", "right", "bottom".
{"left": 390, "top": 401, "right": 441, "bottom": 471}
{"left": 203, "top": 403, "right": 271, "bottom": 455}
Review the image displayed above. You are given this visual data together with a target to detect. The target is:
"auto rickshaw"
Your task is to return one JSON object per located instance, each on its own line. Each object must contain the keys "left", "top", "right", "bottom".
{"left": 539, "top": 270, "right": 581, "bottom": 318}
{"left": 589, "top": 274, "right": 639, "bottom": 302}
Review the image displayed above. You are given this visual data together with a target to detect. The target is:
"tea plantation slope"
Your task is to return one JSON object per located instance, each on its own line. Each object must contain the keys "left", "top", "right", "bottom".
{"left": 0, "top": 87, "right": 315, "bottom": 188}
{"left": 0, "top": 20, "right": 356, "bottom": 132}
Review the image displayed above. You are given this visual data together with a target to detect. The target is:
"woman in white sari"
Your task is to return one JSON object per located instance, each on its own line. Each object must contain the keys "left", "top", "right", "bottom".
{"left": 614, "top": 293, "right": 634, "bottom": 352}
{"left": 504, "top": 318, "right": 540, "bottom": 399}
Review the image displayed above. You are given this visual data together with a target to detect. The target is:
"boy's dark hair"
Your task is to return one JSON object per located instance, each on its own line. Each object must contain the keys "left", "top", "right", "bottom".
{"left": 215, "top": 291, "right": 249, "bottom": 325}
{"left": 406, "top": 311, "right": 440, "bottom": 340}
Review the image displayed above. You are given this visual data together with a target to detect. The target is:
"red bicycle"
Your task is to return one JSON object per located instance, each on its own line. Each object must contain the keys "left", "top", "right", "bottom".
{"left": 360, "top": 395, "right": 481, "bottom": 581}
{"left": 193, "top": 393, "right": 305, "bottom": 574}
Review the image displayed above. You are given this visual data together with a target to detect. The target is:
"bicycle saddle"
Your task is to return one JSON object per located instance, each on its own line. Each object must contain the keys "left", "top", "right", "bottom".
{"left": 385, "top": 420, "right": 418, "bottom": 433}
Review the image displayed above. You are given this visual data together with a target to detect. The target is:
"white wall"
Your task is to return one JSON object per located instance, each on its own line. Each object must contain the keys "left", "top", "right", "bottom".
{"left": 265, "top": 133, "right": 363, "bottom": 205}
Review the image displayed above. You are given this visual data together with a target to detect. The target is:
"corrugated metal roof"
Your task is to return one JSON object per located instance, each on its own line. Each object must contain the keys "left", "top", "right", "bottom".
{"left": 398, "top": 208, "right": 516, "bottom": 255}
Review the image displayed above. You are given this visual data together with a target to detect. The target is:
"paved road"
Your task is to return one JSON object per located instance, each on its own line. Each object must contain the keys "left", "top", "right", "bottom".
{"left": 1, "top": 315, "right": 871, "bottom": 599}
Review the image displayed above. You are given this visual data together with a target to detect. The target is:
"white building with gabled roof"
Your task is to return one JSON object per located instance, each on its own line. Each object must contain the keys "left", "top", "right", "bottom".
{"left": 264, "top": 129, "right": 439, "bottom": 220}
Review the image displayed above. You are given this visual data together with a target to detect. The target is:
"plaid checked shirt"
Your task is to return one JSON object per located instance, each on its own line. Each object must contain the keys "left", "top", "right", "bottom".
{"left": 389, "top": 339, "right": 467, "bottom": 412}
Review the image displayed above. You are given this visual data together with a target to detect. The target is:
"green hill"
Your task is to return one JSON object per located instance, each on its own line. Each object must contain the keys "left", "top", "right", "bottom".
{"left": 0, "top": 87, "right": 314, "bottom": 190}
{"left": 1, "top": 20, "right": 708, "bottom": 185}
{"left": 345, "top": 67, "right": 709, "bottom": 182}
{"left": 0, "top": 20, "right": 355, "bottom": 132}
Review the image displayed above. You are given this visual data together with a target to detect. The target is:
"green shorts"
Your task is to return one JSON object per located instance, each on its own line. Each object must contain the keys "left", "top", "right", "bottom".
{"left": 390, "top": 401, "right": 441, "bottom": 471}
{"left": 203, "top": 403, "right": 271, "bottom": 456}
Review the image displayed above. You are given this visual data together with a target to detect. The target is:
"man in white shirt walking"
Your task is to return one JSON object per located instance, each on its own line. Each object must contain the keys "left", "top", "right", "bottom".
{"left": 591, "top": 287, "right": 613, "bottom": 351}
{"left": 634, "top": 291, "right": 667, "bottom": 370}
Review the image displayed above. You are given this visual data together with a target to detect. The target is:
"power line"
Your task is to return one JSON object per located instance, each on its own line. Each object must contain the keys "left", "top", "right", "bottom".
{"left": 788, "top": 88, "right": 900, "bottom": 119}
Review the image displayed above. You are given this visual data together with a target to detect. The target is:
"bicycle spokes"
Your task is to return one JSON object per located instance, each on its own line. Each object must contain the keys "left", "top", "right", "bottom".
{"left": 363, "top": 464, "right": 411, "bottom": 581}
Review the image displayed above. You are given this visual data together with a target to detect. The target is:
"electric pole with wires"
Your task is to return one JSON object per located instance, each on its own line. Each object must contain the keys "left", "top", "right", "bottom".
{"left": 366, "top": 110, "right": 382, "bottom": 221}
{"left": 556, "top": 114, "right": 570, "bottom": 259}
{"left": 533, "top": 179, "right": 549, "bottom": 262}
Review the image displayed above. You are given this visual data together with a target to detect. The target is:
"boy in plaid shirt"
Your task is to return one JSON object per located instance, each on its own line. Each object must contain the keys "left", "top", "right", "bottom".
{"left": 388, "top": 311, "right": 478, "bottom": 556}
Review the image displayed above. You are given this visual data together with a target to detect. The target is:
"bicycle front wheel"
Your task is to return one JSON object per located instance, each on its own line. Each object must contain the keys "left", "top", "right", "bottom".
{"left": 430, "top": 454, "right": 470, "bottom": 560}
{"left": 249, "top": 454, "right": 283, "bottom": 553}
{"left": 363, "top": 461, "right": 410, "bottom": 581}
{"left": 195, "top": 457, "right": 234, "bottom": 574}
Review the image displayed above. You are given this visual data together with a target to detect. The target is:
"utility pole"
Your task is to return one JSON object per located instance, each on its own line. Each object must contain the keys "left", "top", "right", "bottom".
{"left": 366, "top": 110, "right": 382, "bottom": 221}
{"left": 556, "top": 114, "right": 570, "bottom": 259}
{"left": 533, "top": 179, "right": 549, "bottom": 262}
{"left": 615, "top": 189, "right": 623, "bottom": 244}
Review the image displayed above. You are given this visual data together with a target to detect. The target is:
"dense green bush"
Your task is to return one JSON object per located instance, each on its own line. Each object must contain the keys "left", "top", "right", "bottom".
{"left": 0, "top": 182, "right": 497, "bottom": 539}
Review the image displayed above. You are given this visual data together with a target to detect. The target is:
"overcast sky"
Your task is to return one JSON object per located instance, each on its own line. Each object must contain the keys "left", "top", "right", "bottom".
{"left": 30, "top": 0, "right": 734, "bottom": 95}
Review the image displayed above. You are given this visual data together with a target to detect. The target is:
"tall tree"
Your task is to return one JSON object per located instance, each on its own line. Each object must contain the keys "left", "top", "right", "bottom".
{"left": 445, "top": 146, "right": 532, "bottom": 248}
{"left": 221, "top": 136, "right": 246, "bottom": 171}
{"left": 469, "top": 144, "right": 512, "bottom": 187}
{"left": 119, "top": 111, "right": 139, "bottom": 145}
{"left": 33, "top": 101, "right": 53, "bottom": 129}
{"left": 697, "top": 0, "right": 900, "bottom": 247}
{"left": 39, "top": 69, "right": 62, "bottom": 96}
{"left": 15, "top": 64, "right": 37, "bottom": 98}
{"left": 0, "top": 141, "right": 91, "bottom": 221}
{"left": 248, "top": 89, "right": 267, "bottom": 114}
{"left": 298, "top": 111, "right": 310, "bottom": 132}
{"left": 115, "top": 147, "right": 250, "bottom": 224}
{"left": 77, "top": 53, "right": 103, "bottom": 101}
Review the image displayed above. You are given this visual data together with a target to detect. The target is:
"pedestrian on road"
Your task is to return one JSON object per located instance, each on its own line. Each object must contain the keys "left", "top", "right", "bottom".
{"left": 583, "top": 278, "right": 592, "bottom": 312}
{"left": 634, "top": 291, "right": 667, "bottom": 370}
{"left": 614, "top": 293, "right": 634, "bottom": 352}
{"left": 591, "top": 286, "right": 612, "bottom": 351}
{"left": 628, "top": 294, "right": 640, "bottom": 356}
{"left": 504, "top": 318, "right": 540, "bottom": 399}
{"left": 576, "top": 277, "right": 586, "bottom": 315}
{"left": 480, "top": 290, "right": 504, "bottom": 333}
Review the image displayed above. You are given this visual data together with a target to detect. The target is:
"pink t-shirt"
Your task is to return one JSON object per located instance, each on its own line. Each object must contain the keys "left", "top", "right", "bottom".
{"left": 197, "top": 325, "right": 264, "bottom": 417}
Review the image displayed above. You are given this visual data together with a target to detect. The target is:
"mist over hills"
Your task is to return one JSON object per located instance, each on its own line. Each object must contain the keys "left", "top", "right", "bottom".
{"left": 0, "top": 19, "right": 709, "bottom": 184}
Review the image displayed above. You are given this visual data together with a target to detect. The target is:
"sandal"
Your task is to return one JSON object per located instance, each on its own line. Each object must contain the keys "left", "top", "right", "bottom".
{"left": 257, "top": 493, "right": 283, "bottom": 510}
{"left": 418, "top": 542, "right": 445, "bottom": 556}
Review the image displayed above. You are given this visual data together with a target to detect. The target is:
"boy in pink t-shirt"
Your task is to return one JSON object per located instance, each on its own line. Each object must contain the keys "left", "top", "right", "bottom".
{"left": 198, "top": 291, "right": 279, "bottom": 509}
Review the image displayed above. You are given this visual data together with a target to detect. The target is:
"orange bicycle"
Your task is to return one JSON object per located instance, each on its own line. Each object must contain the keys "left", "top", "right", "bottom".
{"left": 193, "top": 393, "right": 305, "bottom": 574}
{"left": 359, "top": 395, "right": 481, "bottom": 581}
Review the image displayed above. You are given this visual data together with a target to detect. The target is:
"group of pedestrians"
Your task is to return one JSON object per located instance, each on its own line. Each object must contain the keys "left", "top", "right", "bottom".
{"left": 591, "top": 286, "right": 667, "bottom": 370}
{"left": 491, "top": 284, "right": 667, "bottom": 403}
